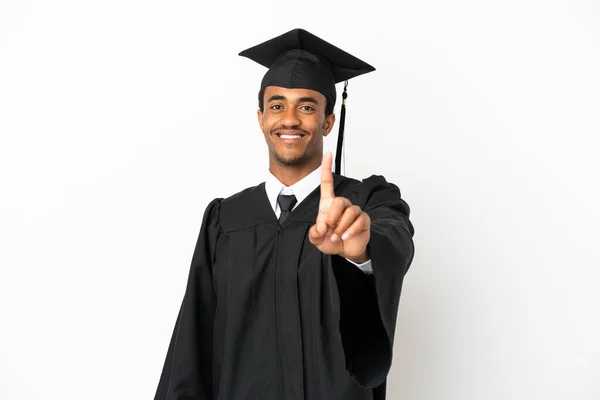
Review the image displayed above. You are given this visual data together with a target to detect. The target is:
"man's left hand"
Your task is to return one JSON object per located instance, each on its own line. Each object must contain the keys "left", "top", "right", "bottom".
{"left": 308, "top": 152, "right": 371, "bottom": 263}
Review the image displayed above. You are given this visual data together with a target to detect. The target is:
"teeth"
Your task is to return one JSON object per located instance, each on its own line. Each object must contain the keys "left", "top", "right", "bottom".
{"left": 280, "top": 134, "right": 301, "bottom": 139}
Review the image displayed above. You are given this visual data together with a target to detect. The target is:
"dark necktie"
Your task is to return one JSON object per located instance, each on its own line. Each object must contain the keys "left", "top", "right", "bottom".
{"left": 277, "top": 194, "right": 297, "bottom": 225}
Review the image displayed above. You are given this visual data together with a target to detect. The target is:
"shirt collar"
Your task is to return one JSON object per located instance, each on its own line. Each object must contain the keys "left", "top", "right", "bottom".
{"left": 265, "top": 166, "right": 321, "bottom": 214}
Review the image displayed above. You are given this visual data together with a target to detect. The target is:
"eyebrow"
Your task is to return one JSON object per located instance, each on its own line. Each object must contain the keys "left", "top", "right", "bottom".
{"left": 298, "top": 96, "right": 319, "bottom": 104}
{"left": 267, "top": 95, "right": 286, "bottom": 102}
{"left": 267, "top": 95, "right": 320, "bottom": 105}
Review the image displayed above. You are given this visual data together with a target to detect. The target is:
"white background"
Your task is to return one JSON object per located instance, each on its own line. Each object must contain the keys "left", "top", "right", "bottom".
{"left": 1, "top": 0, "right": 599, "bottom": 399}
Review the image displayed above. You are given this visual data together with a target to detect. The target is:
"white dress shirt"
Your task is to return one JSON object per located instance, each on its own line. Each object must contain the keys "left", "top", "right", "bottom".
{"left": 264, "top": 166, "right": 373, "bottom": 274}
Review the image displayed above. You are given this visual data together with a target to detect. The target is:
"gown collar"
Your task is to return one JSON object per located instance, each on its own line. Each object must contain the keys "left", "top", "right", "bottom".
{"left": 264, "top": 166, "right": 321, "bottom": 215}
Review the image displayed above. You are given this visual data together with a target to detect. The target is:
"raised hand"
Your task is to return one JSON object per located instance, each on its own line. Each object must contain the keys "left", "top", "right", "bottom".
{"left": 308, "top": 152, "right": 371, "bottom": 263}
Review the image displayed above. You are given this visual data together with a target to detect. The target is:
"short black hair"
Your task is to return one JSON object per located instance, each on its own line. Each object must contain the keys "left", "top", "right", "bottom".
{"left": 258, "top": 87, "right": 335, "bottom": 116}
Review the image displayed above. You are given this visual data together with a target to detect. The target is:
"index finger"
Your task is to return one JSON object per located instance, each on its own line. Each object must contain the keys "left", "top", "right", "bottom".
{"left": 320, "top": 151, "right": 334, "bottom": 199}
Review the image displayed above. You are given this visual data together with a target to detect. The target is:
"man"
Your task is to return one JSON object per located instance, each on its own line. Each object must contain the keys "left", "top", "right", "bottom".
{"left": 154, "top": 28, "right": 415, "bottom": 400}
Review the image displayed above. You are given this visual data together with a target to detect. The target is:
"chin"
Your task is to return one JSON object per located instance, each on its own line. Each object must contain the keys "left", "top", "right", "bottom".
{"left": 273, "top": 150, "right": 308, "bottom": 167}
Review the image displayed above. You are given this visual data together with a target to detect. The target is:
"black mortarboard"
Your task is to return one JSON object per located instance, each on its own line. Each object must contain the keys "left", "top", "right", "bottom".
{"left": 239, "top": 28, "right": 375, "bottom": 175}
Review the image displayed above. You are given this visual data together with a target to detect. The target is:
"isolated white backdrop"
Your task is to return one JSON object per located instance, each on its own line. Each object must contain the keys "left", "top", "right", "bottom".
{"left": 1, "top": 1, "right": 599, "bottom": 399}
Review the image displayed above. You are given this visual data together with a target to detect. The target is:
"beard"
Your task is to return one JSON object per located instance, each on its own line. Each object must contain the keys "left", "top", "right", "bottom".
{"left": 270, "top": 146, "right": 311, "bottom": 167}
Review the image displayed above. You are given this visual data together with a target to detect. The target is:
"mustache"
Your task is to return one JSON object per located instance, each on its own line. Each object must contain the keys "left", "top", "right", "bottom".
{"left": 271, "top": 127, "right": 310, "bottom": 136}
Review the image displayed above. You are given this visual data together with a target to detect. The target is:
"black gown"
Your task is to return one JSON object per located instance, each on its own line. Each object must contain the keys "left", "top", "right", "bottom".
{"left": 154, "top": 174, "right": 415, "bottom": 400}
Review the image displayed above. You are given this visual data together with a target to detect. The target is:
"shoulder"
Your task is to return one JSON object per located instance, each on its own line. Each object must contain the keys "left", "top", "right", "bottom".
{"left": 336, "top": 174, "right": 402, "bottom": 201}
{"left": 337, "top": 174, "right": 410, "bottom": 219}
{"left": 219, "top": 182, "right": 264, "bottom": 211}
{"left": 207, "top": 183, "right": 270, "bottom": 232}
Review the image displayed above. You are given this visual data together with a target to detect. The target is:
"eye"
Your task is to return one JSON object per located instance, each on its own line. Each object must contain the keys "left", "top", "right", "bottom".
{"left": 299, "top": 105, "right": 315, "bottom": 112}
{"left": 270, "top": 104, "right": 283, "bottom": 110}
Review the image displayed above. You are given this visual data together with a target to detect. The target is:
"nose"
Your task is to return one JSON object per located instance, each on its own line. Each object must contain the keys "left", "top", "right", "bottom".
{"left": 280, "top": 107, "right": 301, "bottom": 127}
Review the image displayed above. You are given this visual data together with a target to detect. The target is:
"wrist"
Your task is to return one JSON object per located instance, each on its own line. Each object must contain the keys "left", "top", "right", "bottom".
{"left": 346, "top": 250, "right": 369, "bottom": 264}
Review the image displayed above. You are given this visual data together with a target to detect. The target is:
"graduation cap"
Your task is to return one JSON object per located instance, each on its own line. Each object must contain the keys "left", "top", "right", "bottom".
{"left": 239, "top": 28, "right": 375, "bottom": 175}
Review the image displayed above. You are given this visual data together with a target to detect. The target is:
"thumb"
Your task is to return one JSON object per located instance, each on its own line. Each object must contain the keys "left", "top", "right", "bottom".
{"left": 308, "top": 224, "right": 326, "bottom": 246}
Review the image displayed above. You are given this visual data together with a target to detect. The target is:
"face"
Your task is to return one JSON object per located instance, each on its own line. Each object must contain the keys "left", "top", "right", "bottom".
{"left": 257, "top": 86, "right": 335, "bottom": 168}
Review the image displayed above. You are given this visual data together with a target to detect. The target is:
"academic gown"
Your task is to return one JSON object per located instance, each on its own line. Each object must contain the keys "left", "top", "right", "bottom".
{"left": 154, "top": 174, "right": 415, "bottom": 400}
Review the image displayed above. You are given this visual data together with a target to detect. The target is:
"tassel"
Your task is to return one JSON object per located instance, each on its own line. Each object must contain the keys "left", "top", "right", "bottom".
{"left": 335, "top": 80, "right": 348, "bottom": 175}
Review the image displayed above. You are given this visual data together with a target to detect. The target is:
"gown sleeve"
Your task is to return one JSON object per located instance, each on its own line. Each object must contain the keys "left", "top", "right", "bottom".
{"left": 331, "top": 175, "right": 415, "bottom": 389}
{"left": 154, "top": 198, "right": 222, "bottom": 400}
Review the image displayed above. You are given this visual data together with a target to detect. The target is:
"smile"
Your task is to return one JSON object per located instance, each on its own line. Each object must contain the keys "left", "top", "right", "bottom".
{"left": 274, "top": 131, "right": 307, "bottom": 140}
{"left": 279, "top": 134, "right": 303, "bottom": 139}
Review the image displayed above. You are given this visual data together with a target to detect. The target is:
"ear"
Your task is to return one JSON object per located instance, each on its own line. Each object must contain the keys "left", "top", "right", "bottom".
{"left": 257, "top": 109, "right": 264, "bottom": 132}
{"left": 322, "top": 113, "right": 336, "bottom": 137}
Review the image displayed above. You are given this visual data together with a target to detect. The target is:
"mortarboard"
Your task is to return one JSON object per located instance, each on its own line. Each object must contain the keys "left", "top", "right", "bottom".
{"left": 239, "top": 28, "right": 375, "bottom": 175}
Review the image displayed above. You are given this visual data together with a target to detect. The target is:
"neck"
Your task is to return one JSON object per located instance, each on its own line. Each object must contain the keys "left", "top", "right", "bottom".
{"left": 269, "top": 157, "right": 321, "bottom": 187}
